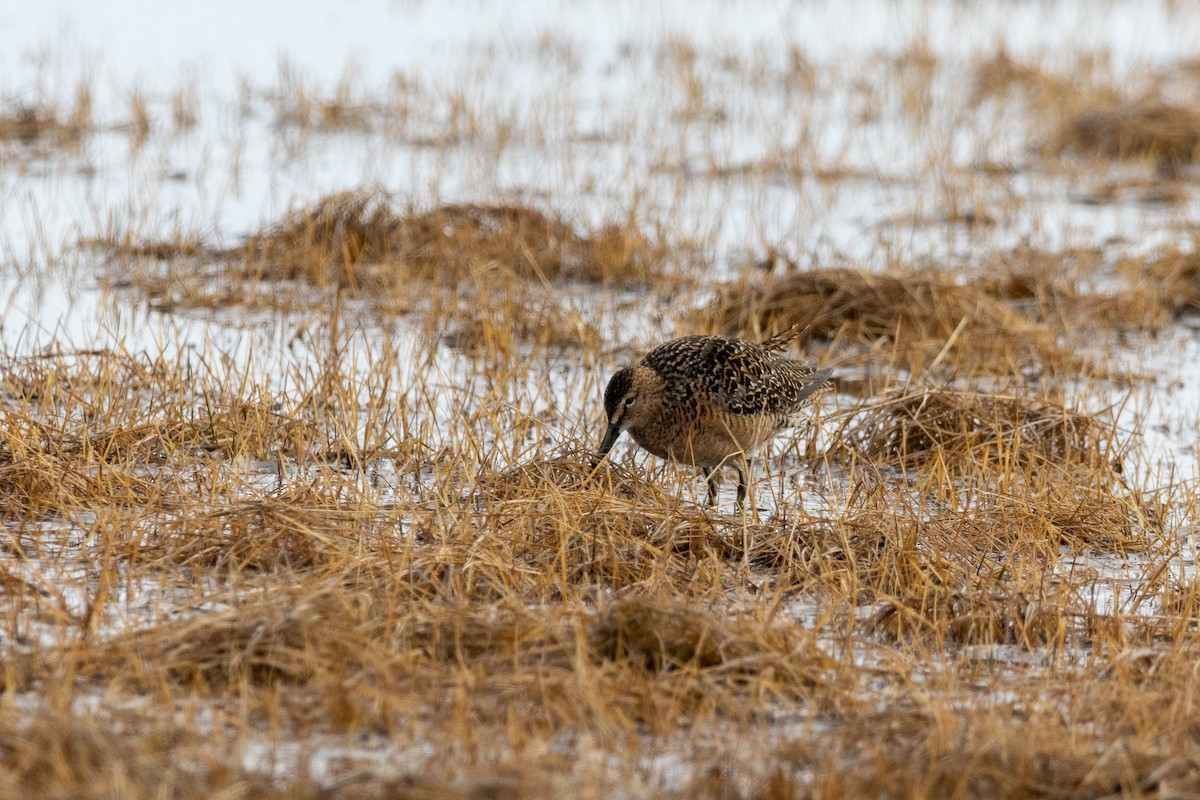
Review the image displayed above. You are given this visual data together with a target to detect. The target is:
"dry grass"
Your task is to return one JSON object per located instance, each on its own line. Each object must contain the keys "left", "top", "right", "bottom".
{"left": 971, "top": 50, "right": 1200, "bottom": 174}
{"left": 272, "top": 61, "right": 374, "bottom": 131}
{"left": 90, "top": 192, "right": 667, "bottom": 354}
{"left": 91, "top": 192, "right": 667, "bottom": 292}
{"left": 972, "top": 49, "right": 1063, "bottom": 104}
{"left": 971, "top": 49, "right": 1124, "bottom": 115}
{"left": 430, "top": 282, "right": 603, "bottom": 354}
{"left": 0, "top": 327, "right": 1172, "bottom": 799}
{"left": 26, "top": 229, "right": 1192, "bottom": 798}
{"left": 1116, "top": 242, "right": 1200, "bottom": 318}
{"left": 0, "top": 83, "right": 91, "bottom": 149}
{"left": 703, "top": 266, "right": 1085, "bottom": 377}
{"left": 1055, "top": 98, "right": 1200, "bottom": 165}
{"left": 11, "top": 19, "right": 1200, "bottom": 800}
{"left": 0, "top": 708, "right": 294, "bottom": 800}
{"left": 0, "top": 104, "right": 84, "bottom": 146}
{"left": 238, "top": 192, "right": 666, "bottom": 289}
{"left": 845, "top": 386, "right": 1116, "bottom": 474}
{"left": 703, "top": 254, "right": 1182, "bottom": 380}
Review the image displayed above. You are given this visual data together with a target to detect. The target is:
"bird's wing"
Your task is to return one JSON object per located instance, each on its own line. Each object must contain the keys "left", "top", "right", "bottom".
{"left": 701, "top": 339, "right": 829, "bottom": 415}
{"left": 711, "top": 358, "right": 831, "bottom": 416}
{"left": 641, "top": 336, "right": 830, "bottom": 416}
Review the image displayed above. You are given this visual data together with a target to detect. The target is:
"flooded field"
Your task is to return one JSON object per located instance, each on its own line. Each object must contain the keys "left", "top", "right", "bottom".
{"left": 3, "top": 1, "right": 1200, "bottom": 796}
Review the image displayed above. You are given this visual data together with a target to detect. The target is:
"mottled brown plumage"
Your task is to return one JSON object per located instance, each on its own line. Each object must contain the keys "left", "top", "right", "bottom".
{"left": 597, "top": 330, "right": 832, "bottom": 507}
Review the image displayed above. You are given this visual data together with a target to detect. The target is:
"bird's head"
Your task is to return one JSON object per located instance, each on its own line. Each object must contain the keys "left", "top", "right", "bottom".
{"left": 596, "top": 365, "right": 663, "bottom": 460}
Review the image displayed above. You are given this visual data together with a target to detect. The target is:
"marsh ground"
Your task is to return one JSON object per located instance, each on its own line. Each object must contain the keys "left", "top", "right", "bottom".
{"left": 3, "top": 1, "right": 1200, "bottom": 797}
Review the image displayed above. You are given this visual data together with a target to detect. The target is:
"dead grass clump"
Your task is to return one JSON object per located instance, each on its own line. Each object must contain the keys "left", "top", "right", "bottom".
{"left": 742, "top": 497, "right": 1139, "bottom": 644}
{"left": 240, "top": 192, "right": 664, "bottom": 288}
{"left": 736, "top": 468, "right": 1142, "bottom": 618}
{"left": 846, "top": 387, "right": 1115, "bottom": 475}
{"left": 739, "top": 500, "right": 1109, "bottom": 607}
{"left": 705, "top": 267, "right": 1069, "bottom": 376}
{"left": 71, "top": 585, "right": 373, "bottom": 689}
{"left": 589, "top": 595, "right": 831, "bottom": 692}
{"left": 85, "top": 233, "right": 212, "bottom": 262}
{"left": 48, "top": 401, "right": 310, "bottom": 466}
{"left": 949, "top": 486, "right": 1139, "bottom": 559}
{"left": 470, "top": 455, "right": 729, "bottom": 595}
{"left": 0, "top": 94, "right": 90, "bottom": 146}
{"left": 0, "top": 104, "right": 66, "bottom": 143}
{"left": 1155, "top": 578, "right": 1200, "bottom": 622}
{"left": 0, "top": 414, "right": 156, "bottom": 520}
{"left": 971, "top": 50, "right": 1061, "bottom": 103}
{"left": 392, "top": 597, "right": 839, "bottom": 730}
{"left": 1054, "top": 98, "right": 1200, "bottom": 164}
{"left": 272, "top": 61, "right": 376, "bottom": 131}
{"left": 179, "top": 396, "right": 322, "bottom": 461}
{"left": 477, "top": 453, "right": 675, "bottom": 503}
{"left": 731, "top": 509, "right": 970, "bottom": 604}
{"left": 870, "top": 587, "right": 1066, "bottom": 647}
{"left": 65, "top": 587, "right": 834, "bottom": 737}
{"left": 733, "top": 512, "right": 895, "bottom": 593}
{"left": 0, "top": 434, "right": 87, "bottom": 520}
{"left": 2, "top": 350, "right": 323, "bottom": 463}
{"left": 409, "top": 597, "right": 835, "bottom": 720}
{"left": 139, "top": 492, "right": 378, "bottom": 575}
{"left": 392, "top": 602, "right": 566, "bottom": 671}
{"left": 995, "top": 475, "right": 1145, "bottom": 552}
{"left": 791, "top": 699, "right": 1173, "bottom": 799}
{"left": 0, "top": 710, "right": 288, "bottom": 800}
{"left": 242, "top": 191, "right": 400, "bottom": 287}
{"left": 1, "top": 349, "right": 166, "bottom": 407}
{"left": 734, "top": 509, "right": 1069, "bottom": 639}
{"left": 0, "top": 351, "right": 344, "bottom": 523}
{"left": 435, "top": 284, "right": 601, "bottom": 354}
{"left": 1116, "top": 243, "right": 1200, "bottom": 319}
{"left": 978, "top": 258, "right": 1084, "bottom": 311}
{"left": 974, "top": 246, "right": 1161, "bottom": 329}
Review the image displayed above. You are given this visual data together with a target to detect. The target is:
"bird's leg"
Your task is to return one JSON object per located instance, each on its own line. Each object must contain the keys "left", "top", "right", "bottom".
{"left": 735, "top": 464, "right": 748, "bottom": 510}
{"left": 701, "top": 466, "right": 719, "bottom": 506}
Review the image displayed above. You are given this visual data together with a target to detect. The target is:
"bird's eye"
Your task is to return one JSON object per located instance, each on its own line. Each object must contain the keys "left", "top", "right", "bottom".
{"left": 624, "top": 396, "right": 637, "bottom": 408}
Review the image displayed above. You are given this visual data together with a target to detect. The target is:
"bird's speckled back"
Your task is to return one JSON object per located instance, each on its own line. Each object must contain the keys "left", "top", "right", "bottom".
{"left": 640, "top": 335, "right": 829, "bottom": 417}
{"left": 622, "top": 334, "right": 831, "bottom": 465}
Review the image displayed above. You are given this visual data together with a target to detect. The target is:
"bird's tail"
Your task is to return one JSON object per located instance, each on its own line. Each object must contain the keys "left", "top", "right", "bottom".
{"left": 792, "top": 367, "right": 834, "bottom": 403}
{"left": 759, "top": 320, "right": 813, "bottom": 351}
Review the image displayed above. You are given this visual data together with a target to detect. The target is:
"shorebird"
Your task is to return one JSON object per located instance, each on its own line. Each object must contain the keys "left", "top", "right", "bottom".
{"left": 596, "top": 328, "right": 832, "bottom": 507}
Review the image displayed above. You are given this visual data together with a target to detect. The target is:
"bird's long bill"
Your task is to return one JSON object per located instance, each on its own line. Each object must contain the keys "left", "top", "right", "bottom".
{"left": 596, "top": 424, "right": 622, "bottom": 461}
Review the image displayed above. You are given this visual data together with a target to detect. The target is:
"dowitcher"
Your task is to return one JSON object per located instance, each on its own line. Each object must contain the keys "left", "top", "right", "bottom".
{"left": 596, "top": 329, "right": 832, "bottom": 507}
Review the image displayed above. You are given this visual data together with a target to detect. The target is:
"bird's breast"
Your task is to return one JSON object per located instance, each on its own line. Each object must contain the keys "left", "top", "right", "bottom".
{"left": 627, "top": 406, "right": 786, "bottom": 467}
